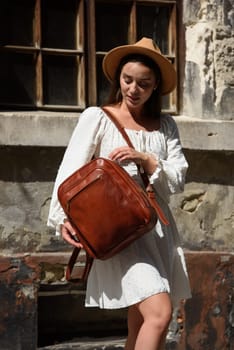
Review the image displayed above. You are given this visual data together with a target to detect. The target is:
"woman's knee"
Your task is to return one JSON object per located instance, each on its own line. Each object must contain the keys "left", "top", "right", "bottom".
{"left": 137, "top": 293, "right": 172, "bottom": 332}
{"left": 150, "top": 307, "right": 172, "bottom": 333}
{"left": 156, "top": 306, "right": 172, "bottom": 331}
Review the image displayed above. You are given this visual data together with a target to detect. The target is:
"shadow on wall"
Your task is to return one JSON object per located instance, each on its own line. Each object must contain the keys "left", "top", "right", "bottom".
{"left": 1, "top": 146, "right": 234, "bottom": 186}
{"left": 0, "top": 146, "right": 65, "bottom": 182}
{"left": 184, "top": 149, "right": 234, "bottom": 186}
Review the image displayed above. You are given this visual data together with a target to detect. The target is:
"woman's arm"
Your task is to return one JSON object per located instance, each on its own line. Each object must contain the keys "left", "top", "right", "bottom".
{"left": 47, "top": 107, "right": 106, "bottom": 235}
{"left": 148, "top": 116, "right": 188, "bottom": 201}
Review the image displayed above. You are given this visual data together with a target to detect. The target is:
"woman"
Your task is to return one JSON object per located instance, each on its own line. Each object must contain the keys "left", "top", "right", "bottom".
{"left": 47, "top": 37, "right": 191, "bottom": 350}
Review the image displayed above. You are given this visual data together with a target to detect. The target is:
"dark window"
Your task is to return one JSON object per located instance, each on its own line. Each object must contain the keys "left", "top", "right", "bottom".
{"left": 0, "top": 0, "right": 178, "bottom": 113}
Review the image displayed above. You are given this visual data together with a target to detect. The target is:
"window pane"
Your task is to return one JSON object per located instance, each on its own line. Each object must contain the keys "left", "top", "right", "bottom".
{"left": 96, "top": 56, "right": 110, "bottom": 106}
{"left": 0, "top": 52, "right": 35, "bottom": 105}
{"left": 41, "top": 0, "right": 79, "bottom": 49}
{"left": 43, "top": 55, "right": 78, "bottom": 105}
{"left": 96, "top": 3, "right": 131, "bottom": 51}
{"left": 0, "top": 0, "right": 35, "bottom": 46}
{"left": 162, "top": 95, "right": 170, "bottom": 110}
{"left": 137, "top": 5, "right": 171, "bottom": 54}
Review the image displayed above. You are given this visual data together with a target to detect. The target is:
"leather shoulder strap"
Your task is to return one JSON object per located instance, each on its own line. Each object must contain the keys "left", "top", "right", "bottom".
{"left": 101, "top": 107, "right": 149, "bottom": 188}
{"left": 101, "top": 106, "right": 169, "bottom": 226}
{"left": 102, "top": 107, "right": 135, "bottom": 148}
{"left": 66, "top": 247, "right": 93, "bottom": 283}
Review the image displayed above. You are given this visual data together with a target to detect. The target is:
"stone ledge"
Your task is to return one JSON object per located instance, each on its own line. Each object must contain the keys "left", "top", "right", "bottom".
{"left": 0, "top": 112, "right": 78, "bottom": 147}
{"left": 37, "top": 337, "right": 126, "bottom": 350}
{"left": 175, "top": 116, "right": 234, "bottom": 151}
{"left": 0, "top": 112, "right": 233, "bottom": 150}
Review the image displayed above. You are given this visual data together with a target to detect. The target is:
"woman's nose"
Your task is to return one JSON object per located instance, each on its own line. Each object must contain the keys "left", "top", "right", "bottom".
{"left": 129, "top": 82, "right": 138, "bottom": 93}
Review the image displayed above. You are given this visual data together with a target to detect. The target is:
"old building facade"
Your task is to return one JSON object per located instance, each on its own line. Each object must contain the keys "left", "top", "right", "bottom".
{"left": 0, "top": 1, "right": 233, "bottom": 349}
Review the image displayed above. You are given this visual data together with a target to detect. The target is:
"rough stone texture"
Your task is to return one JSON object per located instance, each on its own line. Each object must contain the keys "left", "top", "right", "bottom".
{"left": 1, "top": 113, "right": 234, "bottom": 151}
{"left": 172, "top": 183, "right": 234, "bottom": 252}
{"left": 183, "top": 0, "right": 234, "bottom": 119}
{"left": 1, "top": 147, "right": 233, "bottom": 255}
{"left": 0, "top": 146, "right": 64, "bottom": 254}
{"left": 181, "top": 252, "right": 234, "bottom": 350}
{"left": 0, "top": 112, "right": 78, "bottom": 146}
{"left": 175, "top": 116, "right": 234, "bottom": 150}
{"left": 170, "top": 149, "right": 234, "bottom": 252}
{"left": 1, "top": 252, "right": 233, "bottom": 350}
{"left": 38, "top": 337, "right": 126, "bottom": 350}
{"left": 0, "top": 255, "right": 40, "bottom": 350}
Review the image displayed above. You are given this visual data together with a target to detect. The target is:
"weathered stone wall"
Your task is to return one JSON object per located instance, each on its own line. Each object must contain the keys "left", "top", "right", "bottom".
{"left": 178, "top": 0, "right": 234, "bottom": 253}
{"left": 0, "top": 147, "right": 233, "bottom": 255}
{"left": 170, "top": 149, "right": 234, "bottom": 252}
{"left": 176, "top": 3, "right": 234, "bottom": 346}
{"left": 0, "top": 146, "right": 64, "bottom": 255}
{"left": 183, "top": 0, "right": 234, "bottom": 119}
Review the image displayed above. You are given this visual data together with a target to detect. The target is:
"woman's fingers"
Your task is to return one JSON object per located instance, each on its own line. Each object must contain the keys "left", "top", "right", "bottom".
{"left": 109, "top": 146, "right": 141, "bottom": 162}
{"left": 109, "top": 146, "right": 128, "bottom": 160}
{"left": 109, "top": 147, "right": 157, "bottom": 174}
{"left": 61, "top": 222, "right": 83, "bottom": 248}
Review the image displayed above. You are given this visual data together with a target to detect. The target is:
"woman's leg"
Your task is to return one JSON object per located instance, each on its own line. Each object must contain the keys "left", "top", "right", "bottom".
{"left": 125, "top": 292, "right": 172, "bottom": 350}
{"left": 125, "top": 305, "right": 144, "bottom": 350}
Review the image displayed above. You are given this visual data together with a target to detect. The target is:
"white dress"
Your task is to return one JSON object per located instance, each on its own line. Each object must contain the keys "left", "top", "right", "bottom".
{"left": 47, "top": 106, "right": 191, "bottom": 309}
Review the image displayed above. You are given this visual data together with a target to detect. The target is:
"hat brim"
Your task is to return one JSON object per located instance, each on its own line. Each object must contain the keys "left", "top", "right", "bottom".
{"left": 102, "top": 45, "right": 176, "bottom": 95}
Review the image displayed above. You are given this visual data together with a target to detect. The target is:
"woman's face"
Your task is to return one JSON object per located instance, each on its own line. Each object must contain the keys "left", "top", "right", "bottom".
{"left": 119, "top": 61, "right": 157, "bottom": 109}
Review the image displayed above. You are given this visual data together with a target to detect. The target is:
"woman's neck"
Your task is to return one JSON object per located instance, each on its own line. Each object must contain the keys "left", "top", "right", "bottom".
{"left": 121, "top": 100, "right": 146, "bottom": 115}
{"left": 111, "top": 102, "right": 160, "bottom": 131}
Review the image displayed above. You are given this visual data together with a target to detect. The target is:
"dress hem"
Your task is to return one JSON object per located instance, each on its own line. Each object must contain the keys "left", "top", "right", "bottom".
{"left": 85, "top": 288, "right": 169, "bottom": 310}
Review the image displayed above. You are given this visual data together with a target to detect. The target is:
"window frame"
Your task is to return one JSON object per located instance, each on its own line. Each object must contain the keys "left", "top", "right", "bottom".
{"left": 0, "top": 0, "right": 180, "bottom": 113}
{"left": 0, "top": 0, "right": 86, "bottom": 111}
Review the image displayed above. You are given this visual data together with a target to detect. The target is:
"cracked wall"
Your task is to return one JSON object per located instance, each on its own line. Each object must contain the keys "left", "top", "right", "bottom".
{"left": 183, "top": 0, "right": 234, "bottom": 119}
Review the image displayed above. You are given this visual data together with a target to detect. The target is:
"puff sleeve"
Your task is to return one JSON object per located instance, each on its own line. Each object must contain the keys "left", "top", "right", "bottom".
{"left": 47, "top": 107, "right": 107, "bottom": 234}
{"left": 149, "top": 116, "right": 188, "bottom": 202}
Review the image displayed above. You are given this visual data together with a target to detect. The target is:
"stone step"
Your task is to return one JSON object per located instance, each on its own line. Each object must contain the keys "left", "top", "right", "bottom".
{"left": 37, "top": 336, "right": 180, "bottom": 350}
{"left": 37, "top": 337, "right": 126, "bottom": 350}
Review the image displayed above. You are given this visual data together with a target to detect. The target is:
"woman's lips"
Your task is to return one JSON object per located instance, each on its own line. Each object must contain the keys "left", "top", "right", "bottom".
{"left": 127, "top": 95, "right": 139, "bottom": 103}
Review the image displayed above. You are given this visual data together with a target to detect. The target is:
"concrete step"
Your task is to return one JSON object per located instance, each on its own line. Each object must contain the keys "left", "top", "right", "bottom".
{"left": 37, "top": 336, "right": 126, "bottom": 350}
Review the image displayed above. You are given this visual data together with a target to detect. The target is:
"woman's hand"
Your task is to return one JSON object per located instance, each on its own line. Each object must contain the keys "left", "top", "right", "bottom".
{"left": 61, "top": 219, "right": 83, "bottom": 249}
{"left": 109, "top": 146, "right": 158, "bottom": 175}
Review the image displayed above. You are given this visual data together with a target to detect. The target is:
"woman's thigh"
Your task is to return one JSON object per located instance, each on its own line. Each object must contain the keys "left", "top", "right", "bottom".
{"left": 136, "top": 292, "right": 172, "bottom": 327}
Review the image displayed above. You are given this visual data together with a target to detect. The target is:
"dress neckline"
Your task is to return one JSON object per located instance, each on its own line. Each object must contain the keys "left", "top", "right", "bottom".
{"left": 101, "top": 107, "right": 161, "bottom": 133}
{"left": 124, "top": 127, "right": 160, "bottom": 134}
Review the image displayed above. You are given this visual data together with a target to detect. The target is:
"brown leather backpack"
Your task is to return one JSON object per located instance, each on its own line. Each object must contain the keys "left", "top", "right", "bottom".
{"left": 58, "top": 108, "right": 168, "bottom": 282}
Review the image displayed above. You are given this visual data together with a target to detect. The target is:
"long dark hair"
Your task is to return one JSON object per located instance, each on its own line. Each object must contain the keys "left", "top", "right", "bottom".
{"left": 105, "top": 54, "right": 162, "bottom": 119}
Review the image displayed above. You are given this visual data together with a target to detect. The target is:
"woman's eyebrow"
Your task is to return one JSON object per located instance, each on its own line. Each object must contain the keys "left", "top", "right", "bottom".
{"left": 122, "top": 73, "right": 152, "bottom": 81}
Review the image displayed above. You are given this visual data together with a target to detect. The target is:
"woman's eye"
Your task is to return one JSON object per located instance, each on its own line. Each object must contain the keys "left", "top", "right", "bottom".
{"left": 139, "top": 82, "right": 149, "bottom": 88}
{"left": 124, "top": 78, "right": 132, "bottom": 84}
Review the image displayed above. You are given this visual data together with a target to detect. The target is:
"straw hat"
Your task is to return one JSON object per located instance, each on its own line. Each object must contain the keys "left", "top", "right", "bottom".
{"left": 102, "top": 37, "right": 176, "bottom": 95}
